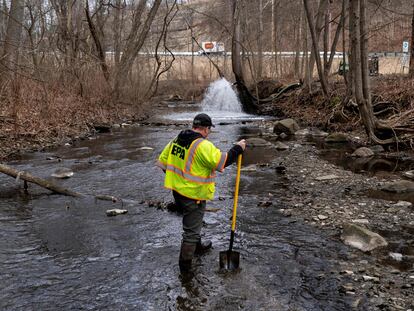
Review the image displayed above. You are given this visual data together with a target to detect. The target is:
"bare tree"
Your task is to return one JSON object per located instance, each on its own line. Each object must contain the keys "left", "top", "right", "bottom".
{"left": 409, "top": 2, "right": 414, "bottom": 77}
{"left": 303, "top": 0, "right": 329, "bottom": 96}
{"left": 303, "top": 0, "right": 328, "bottom": 88}
{"left": 231, "top": 0, "right": 256, "bottom": 113}
{"left": 1, "top": 0, "right": 25, "bottom": 75}
{"left": 85, "top": 0, "right": 110, "bottom": 83}
{"left": 113, "top": 0, "right": 162, "bottom": 98}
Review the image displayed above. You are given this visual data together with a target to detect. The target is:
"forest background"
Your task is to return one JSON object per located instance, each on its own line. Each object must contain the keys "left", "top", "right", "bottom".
{"left": 1, "top": 0, "right": 414, "bottom": 158}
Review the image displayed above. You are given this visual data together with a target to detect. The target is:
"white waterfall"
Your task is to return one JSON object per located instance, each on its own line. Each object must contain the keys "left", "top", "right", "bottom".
{"left": 201, "top": 78, "right": 242, "bottom": 112}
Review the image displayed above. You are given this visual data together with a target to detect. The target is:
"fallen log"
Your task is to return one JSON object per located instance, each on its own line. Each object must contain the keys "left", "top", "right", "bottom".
{"left": 0, "top": 163, "right": 82, "bottom": 197}
{"left": 0, "top": 163, "right": 125, "bottom": 203}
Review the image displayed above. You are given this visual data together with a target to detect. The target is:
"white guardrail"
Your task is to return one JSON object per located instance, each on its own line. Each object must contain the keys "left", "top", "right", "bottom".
{"left": 105, "top": 51, "right": 408, "bottom": 58}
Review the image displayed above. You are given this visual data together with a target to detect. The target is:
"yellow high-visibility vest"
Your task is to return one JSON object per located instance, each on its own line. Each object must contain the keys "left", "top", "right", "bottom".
{"left": 157, "top": 137, "right": 227, "bottom": 200}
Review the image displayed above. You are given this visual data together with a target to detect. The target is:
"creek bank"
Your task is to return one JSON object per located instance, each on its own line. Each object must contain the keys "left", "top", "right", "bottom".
{"left": 246, "top": 120, "right": 414, "bottom": 310}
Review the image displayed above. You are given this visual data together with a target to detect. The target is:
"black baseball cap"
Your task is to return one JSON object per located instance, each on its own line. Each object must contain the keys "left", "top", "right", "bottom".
{"left": 193, "top": 113, "right": 215, "bottom": 128}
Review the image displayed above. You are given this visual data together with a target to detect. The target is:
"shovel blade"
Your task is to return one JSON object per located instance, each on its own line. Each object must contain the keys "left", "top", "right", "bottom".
{"left": 219, "top": 250, "right": 240, "bottom": 270}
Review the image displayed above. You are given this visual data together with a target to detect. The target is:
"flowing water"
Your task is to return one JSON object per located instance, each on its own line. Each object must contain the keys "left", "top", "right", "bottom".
{"left": 1, "top": 80, "right": 366, "bottom": 310}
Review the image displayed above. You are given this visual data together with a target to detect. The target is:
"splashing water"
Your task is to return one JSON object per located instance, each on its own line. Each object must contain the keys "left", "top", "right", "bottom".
{"left": 201, "top": 78, "right": 242, "bottom": 112}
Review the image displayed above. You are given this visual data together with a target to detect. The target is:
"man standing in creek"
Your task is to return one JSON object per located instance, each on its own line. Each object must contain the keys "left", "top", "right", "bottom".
{"left": 157, "top": 113, "right": 246, "bottom": 274}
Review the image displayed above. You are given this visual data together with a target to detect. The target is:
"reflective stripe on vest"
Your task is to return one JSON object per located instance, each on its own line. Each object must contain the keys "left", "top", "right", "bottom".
{"left": 166, "top": 164, "right": 216, "bottom": 183}
{"left": 185, "top": 138, "right": 204, "bottom": 173}
{"left": 163, "top": 138, "right": 217, "bottom": 185}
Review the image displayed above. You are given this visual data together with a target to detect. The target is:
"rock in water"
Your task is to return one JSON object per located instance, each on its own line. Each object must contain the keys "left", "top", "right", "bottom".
{"left": 351, "top": 147, "right": 374, "bottom": 158}
{"left": 51, "top": 168, "right": 74, "bottom": 179}
{"left": 106, "top": 209, "right": 128, "bottom": 217}
{"left": 341, "top": 224, "right": 388, "bottom": 252}
{"left": 403, "top": 170, "right": 414, "bottom": 180}
{"left": 273, "top": 118, "right": 300, "bottom": 135}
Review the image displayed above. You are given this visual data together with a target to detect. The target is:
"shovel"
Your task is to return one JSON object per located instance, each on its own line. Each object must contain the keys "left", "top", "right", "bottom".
{"left": 219, "top": 154, "right": 242, "bottom": 270}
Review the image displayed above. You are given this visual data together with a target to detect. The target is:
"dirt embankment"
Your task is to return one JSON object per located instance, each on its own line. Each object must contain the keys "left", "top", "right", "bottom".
{"left": 257, "top": 75, "right": 414, "bottom": 141}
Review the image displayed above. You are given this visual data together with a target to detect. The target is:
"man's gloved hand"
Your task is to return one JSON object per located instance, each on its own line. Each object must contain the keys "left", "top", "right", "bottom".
{"left": 237, "top": 139, "right": 246, "bottom": 151}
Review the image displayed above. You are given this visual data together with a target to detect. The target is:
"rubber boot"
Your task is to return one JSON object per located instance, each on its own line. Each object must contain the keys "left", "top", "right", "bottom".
{"left": 195, "top": 239, "right": 212, "bottom": 255}
{"left": 179, "top": 242, "right": 196, "bottom": 274}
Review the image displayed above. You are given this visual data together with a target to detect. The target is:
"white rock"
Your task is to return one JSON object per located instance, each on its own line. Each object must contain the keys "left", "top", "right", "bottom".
{"left": 352, "top": 219, "right": 369, "bottom": 224}
{"left": 362, "top": 275, "right": 380, "bottom": 282}
{"left": 51, "top": 168, "right": 74, "bottom": 179}
{"left": 317, "top": 215, "right": 329, "bottom": 220}
{"left": 389, "top": 252, "right": 403, "bottom": 261}
{"left": 403, "top": 170, "right": 414, "bottom": 179}
{"left": 139, "top": 146, "right": 154, "bottom": 150}
{"left": 393, "top": 201, "right": 412, "bottom": 208}
{"left": 341, "top": 224, "right": 388, "bottom": 252}
{"left": 241, "top": 165, "right": 257, "bottom": 172}
{"left": 106, "top": 209, "right": 128, "bottom": 217}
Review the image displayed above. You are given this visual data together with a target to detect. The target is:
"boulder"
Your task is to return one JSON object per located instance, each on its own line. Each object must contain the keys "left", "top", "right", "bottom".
{"left": 341, "top": 224, "right": 388, "bottom": 252}
{"left": 351, "top": 147, "right": 375, "bottom": 158}
{"left": 273, "top": 118, "right": 300, "bottom": 135}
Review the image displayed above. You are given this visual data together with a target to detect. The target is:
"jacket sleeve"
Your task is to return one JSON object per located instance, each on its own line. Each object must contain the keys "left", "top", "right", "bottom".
{"left": 223, "top": 144, "right": 243, "bottom": 168}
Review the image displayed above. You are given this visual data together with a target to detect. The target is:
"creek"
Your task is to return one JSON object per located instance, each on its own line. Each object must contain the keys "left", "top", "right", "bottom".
{"left": 2, "top": 79, "right": 412, "bottom": 310}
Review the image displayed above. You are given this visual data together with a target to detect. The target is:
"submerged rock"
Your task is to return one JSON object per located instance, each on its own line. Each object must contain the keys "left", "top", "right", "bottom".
{"left": 274, "top": 141, "right": 289, "bottom": 150}
{"left": 51, "top": 168, "right": 74, "bottom": 179}
{"left": 325, "top": 132, "right": 349, "bottom": 143}
{"left": 295, "top": 128, "right": 328, "bottom": 137}
{"left": 341, "top": 223, "right": 388, "bottom": 252}
{"left": 246, "top": 137, "right": 271, "bottom": 147}
{"left": 351, "top": 147, "right": 374, "bottom": 158}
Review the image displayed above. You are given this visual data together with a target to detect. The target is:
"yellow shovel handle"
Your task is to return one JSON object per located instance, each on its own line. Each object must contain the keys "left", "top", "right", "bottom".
{"left": 231, "top": 154, "right": 242, "bottom": 232}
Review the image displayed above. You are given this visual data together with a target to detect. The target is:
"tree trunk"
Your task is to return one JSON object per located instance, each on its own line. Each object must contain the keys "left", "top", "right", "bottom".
{"left": 350, "top": 0, "right": 377, "bottom": 141}
{"left": 323, "top": 4, "right": 330, "bottom": 71}
{"left": 0, "top": 0, "right": 8, "bottom": 41}
{"left": 257, "top": 0, "right": 263, "bottom": 80}
{"left": 325, "top": 4, "right": 345, "bottom": 76}
{"left": 294, "top": 9, "right": 302, "bottom": 79}
{"left": 409, "top": 3, "right": 414, "bottom": 77}
{"left": 304, "top": 0, "right": 328, "bottom": 87}
{"left": 114, "top": 0, "right": 122, "bottom": 68}
{"left": 85, "top": 0, "right": 110, "bottom": 83}
{"left": 360, "top": 0, "right": 371, "bottom": 106}
{"left": 114, "top": 0, "right": 162, "bottom": 98}
{"left": 1, "top": 0, "right": 24, "bottom": 75}
{"left": 303, "top": 0, "right": 329, "bottom": 96}
{"left": 272, "top": 0, "right": 279, "bottom": 77}
{"left": 231, "top": 0, "right": 256, "bottom": 113}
